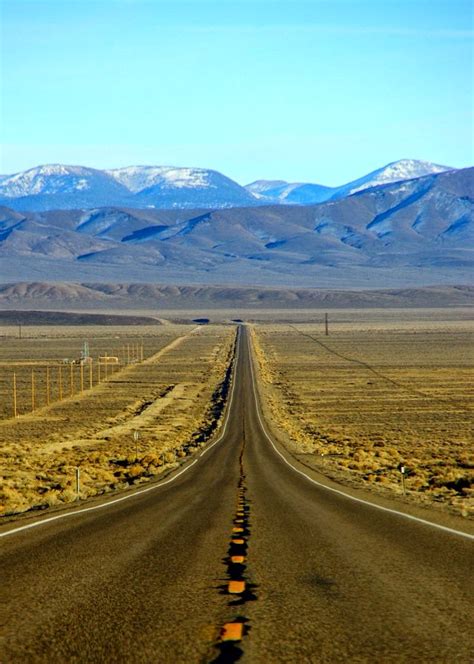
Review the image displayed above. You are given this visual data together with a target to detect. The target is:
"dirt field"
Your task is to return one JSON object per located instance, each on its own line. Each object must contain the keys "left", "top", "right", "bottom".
{"left": 0, "top": 324, "right": 235, "bottom": 516}
{"left": 252, "top": 314, "right": 473, "bottom": 517}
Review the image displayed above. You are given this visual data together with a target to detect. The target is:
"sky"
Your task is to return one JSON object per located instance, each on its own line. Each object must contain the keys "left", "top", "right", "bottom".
{"left": 1, "top": 0, "right": 472, "bottom": 185}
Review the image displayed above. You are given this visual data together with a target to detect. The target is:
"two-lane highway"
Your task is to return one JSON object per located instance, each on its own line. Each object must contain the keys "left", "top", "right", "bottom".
{"left": 1, "top": 326, "right": 473, "bottom": 663}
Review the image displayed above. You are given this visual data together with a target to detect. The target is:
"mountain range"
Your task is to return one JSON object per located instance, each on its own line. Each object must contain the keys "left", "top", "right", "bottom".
{"left": 1, "top": 283, "right": 472, "bottom": 312}
{"left": 247, "top": 160, "right": 452, "bottom": 205}
{"left": 0, "top": 159, "right": 455, "bottom": 211}
{"left": 0, "top": 166, "right": 472, "bottom": 288}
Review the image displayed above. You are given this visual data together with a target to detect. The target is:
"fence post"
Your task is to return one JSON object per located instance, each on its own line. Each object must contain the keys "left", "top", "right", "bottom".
{"left": 13, "top": 372, "right": 18, "bottom": 418}
{"left": 31, "top": 369, "right": 35, "bottom": 411}
{"left": 46, "top": 366, "right": 50, "bottom": 405}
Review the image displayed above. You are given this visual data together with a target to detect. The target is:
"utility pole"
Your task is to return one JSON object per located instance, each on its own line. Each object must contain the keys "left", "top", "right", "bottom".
{"left": 325, "top": 313, "right": 329, "bottom": 336}
{"left": 18, "top": 323, "right": 22, "bottom": 339}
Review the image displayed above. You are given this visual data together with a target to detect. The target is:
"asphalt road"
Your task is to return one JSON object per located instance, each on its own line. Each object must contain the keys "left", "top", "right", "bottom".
{"left": 1, "top": 326, "right": 473, "bottom": 663}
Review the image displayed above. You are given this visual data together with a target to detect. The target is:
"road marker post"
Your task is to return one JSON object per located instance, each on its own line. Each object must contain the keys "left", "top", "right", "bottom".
{"left": 75, "top": 467, "right": 81, "bottom": 500}
{"left": 400, "top": 465, "right": 407, "bottom": 495}
{"left": 133, "top": 430, "right": 140, "bottom": 461}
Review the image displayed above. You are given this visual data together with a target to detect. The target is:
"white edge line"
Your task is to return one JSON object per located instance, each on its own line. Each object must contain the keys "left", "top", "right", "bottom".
{"left": 247, "top": 330, "right": 474, "bottom": 542}
{"left": 0, "top": 329, "right": 241, "bottom": 539}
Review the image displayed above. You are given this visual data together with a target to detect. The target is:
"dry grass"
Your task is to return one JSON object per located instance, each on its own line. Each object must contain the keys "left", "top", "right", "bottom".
{"left": 0, "top": 324, "right": 235, "bottom": 516}
{"left": 252, "top": 317, "right": 474, "bottom": 517}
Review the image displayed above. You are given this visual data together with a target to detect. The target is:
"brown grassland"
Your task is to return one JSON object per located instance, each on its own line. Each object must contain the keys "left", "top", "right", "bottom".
{"left": 0, "top": 324, "right": 235, "bottom": 516}
{"left": 251, "top": 315, "right": 473, "bottom": 517}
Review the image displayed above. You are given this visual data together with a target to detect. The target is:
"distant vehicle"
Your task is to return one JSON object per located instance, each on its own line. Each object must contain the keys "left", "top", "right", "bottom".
{"left": 98, "top": 355, "right": 119, "bottom": 364}
{"left": 71, "top": 357, "right": 93, "bottom": 365}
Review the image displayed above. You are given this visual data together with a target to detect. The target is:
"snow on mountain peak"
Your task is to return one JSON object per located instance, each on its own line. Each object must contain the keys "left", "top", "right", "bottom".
{"left": 0, "top": 164, "right": 109, "bottom": 198}
{"left": 345, "top": 159, "right": 453, "bottom": 195}
{"left": 107, "top": 165, "right": 215, "bottom": 193}
{"left": 0, "top": 159, "right": 459, "bottom": 211}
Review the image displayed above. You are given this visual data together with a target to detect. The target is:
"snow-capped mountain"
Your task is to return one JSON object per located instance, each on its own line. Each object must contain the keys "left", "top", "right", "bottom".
{"left": 0, "top": 167, "right": 472, "bottom": 288}
{"left": 247, "top": 180, "right": 334, "bottom": 204}
{"left": 0, "top": 159, "right": 458, "bottom": 211}
{"left": 107, "top": 166, "right": 257, "bottom": 209}
{"left": 0, "top": 164, "right": 132, "bottom": 210}
{"left": 245, "top": 160, "right": 454, "bottom": 205}
{"left": 0, "top": 164, "right": 258, "bottom": 211}
{"left": 0, "top": 164, "right": 131, "bottom": 198}
{"left": 332, "top": 159, "right": 453, "bottom": 198}
{"left": 107, "top": 165, "right": 216, "bottom": 192}
{"left": 246, "top": 180, "right": 289, "bottom": 197}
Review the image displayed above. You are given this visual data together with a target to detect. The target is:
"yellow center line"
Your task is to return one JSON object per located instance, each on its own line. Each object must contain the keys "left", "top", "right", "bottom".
{"left": 228, "top": 580, "right": 246, "bottom": 594}
{"left": 221, "top": 622, "right": 244, "bottom": 641}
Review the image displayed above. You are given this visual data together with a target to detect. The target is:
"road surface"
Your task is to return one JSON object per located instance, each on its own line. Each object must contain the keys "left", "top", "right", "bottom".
{"left": 1, "top": 326, "right": 473, "bottom": 663}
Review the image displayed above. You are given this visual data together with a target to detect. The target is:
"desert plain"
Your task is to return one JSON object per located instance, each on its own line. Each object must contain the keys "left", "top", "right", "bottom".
{"left": 0, "top": 307, "right": 472, "bottom": 520}
{"left": 251, "top": 309, "right": 473, "bottom": 517}
{"left": 0, "top": 323, "right": 235, "bottom": 515}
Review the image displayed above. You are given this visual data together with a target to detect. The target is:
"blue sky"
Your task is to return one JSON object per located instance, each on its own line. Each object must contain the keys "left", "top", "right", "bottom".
{"left": 1, "top": 0, "right": 472, "bottom": 184}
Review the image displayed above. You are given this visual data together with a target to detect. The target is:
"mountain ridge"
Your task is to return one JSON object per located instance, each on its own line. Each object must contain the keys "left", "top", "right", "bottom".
{"left": 0, "top": 159, "right": 457, "bottom": 211}
{"left": 0, "top": 167, "right": 472, "bottom": 289}
{"left": 246, "top": 159, "right": 454, "bottom": 205}
{"left": 0, "top": 282, "right": 472, "bottom": 310}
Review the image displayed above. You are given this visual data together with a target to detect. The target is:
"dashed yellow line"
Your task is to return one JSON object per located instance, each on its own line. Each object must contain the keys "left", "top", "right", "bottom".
{"left": 221, "top": 622, "right": 244, "bottom": 641}
{"left": 231, "top": 555, "right": 245, "bottom": 563}
{"left": 228, "top": 580, "right": 246, "bottom": 594}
